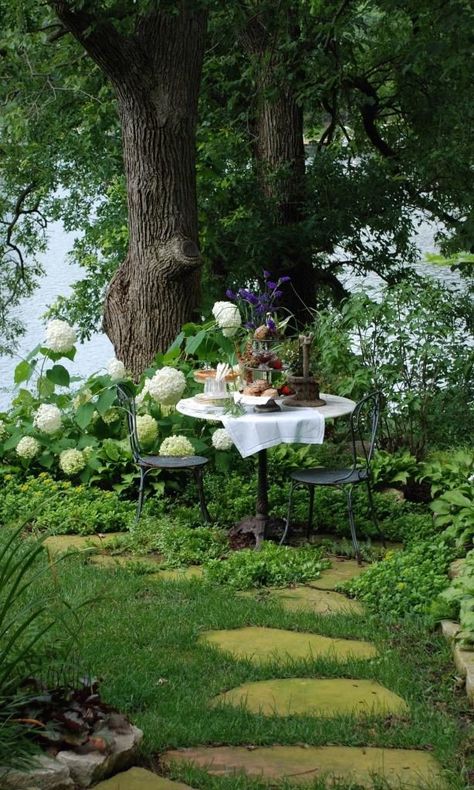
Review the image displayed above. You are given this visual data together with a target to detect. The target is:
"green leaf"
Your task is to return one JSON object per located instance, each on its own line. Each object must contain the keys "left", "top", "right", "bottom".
{"left": 46, "top": 364, "right": 70, "bottom": 387}
{"left": 96, "top": 387, "right": 117, "bottom": 416}
{"left": 14, "top": 360, "right": 32, "bottom": 385}
{"left": 37, "top": 376, "right": 55, "bottom": 398}
{"left": 75, "top": 402, "right": 95, "bottom": 429}
{"left": 185, "top": 330, "right": 207, "bottom": 356}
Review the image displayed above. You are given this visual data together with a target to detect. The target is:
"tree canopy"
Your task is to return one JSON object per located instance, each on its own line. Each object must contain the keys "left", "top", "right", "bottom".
{"left": 1, "top": 0, "right": 473, "bottom": 355}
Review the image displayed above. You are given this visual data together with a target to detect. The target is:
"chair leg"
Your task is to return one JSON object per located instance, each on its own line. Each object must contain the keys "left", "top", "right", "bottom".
{"left": 366, "top": 479, "right": 386, "bottom": 547}
{"left": 307, "top": 486, "right": 315, "bottom": 539}
{"left": 346, "top": 485, "right": 362, "bottom": 564}
{"left": 194, "top": 468, "right": 212, "bottom": 523}
{"left": 280, "top": 480, "right": 295, "bottom": 545}
{"left": 136, "top": 468, "right": 146, "bottom": 522}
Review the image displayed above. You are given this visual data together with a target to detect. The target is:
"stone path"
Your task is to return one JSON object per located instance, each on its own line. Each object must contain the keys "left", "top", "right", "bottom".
{"left": 164, "top": 745, "right": 445, "bottom": 788}
{"left": 49, "top": 540, "right": 446, "bottom": 788}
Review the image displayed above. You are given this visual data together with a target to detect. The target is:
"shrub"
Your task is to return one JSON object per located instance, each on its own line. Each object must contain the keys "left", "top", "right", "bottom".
{"left": 343, "top": 540, "right": 455, "bottom": 618}
{"left": 436, "top": 551, "right": 474, "bottom": 649}
{"left": 205, "top": 542, "right": 330, "bottom": 589}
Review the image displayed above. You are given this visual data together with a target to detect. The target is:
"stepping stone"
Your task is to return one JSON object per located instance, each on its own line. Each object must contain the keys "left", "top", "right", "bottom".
{"left": 94, "top": 767, "right": 195, "bottom": 789}
{"left": 43, "top": 533, "right": 125, "bottom": 556}
{"left": 307, "top": 558, "right": 367, "bottom": 590}
{"left": 212, "top": 678, "right": 407, "bottom": 717}
{"left": 164, "top": 745, "right": 445, "bottom": 788}
{"left": 266, "top": 586, "right": 364, "bottom": 615}
{"left": 199, "top": 626, "right": 376, "bottom": 663}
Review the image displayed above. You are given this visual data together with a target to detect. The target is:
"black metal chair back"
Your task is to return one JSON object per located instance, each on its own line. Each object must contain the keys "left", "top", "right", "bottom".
{"left": 116, "top": 382, "right": 142, "bottom": 462}
{"left": 348, "top": 391, "right": 381, "bottom": 476}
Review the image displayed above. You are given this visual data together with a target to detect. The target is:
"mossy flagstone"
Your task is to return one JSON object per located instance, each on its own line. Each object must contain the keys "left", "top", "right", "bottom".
{"left": 43, "top": 533, "right": 125, "bottom": 556}
{"left": 264, "top": 586, "right": 364, "bottom": 615}
{"left": 307, "top": 558, "right": 367, "bottom": 590}
{"left": 93, "top": 767, "right": 195, "bottom": 789}
{"left": 212, "top": 677, "right": 408, "bottom": 717}
{"left": 199, "top": 626, "right": 376, "bottom": 663}
{"left": 164, "top": 745, "right": 445, "bottom": 788}
{"left": 152, "top": 566, "right": 203, "bottom": 581}
{"left": 90, "top": 553, "right": 163, "bottom": 569}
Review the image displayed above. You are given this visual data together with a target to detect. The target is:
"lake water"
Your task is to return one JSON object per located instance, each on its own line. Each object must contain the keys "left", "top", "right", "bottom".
{"left": 0, "top": 219, "right": 465, "bottom": 410}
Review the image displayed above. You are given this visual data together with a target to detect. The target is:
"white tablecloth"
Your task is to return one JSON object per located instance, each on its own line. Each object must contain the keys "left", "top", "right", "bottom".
{"left": 176, "top": 394, "right": 356, "bottom": 459}
{"left": 222, "top": 408, "right": 325, "bottom": 458}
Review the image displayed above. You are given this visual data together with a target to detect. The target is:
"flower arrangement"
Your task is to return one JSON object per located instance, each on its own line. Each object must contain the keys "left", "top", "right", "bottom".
{"left": 33, "top": 404, "right": 62, "bottom": 434}
{"left": 44, "top": 319, "right": 76, "bottom": 353}
{"left": 225, "top": 270, "right": 290, "bottom": 332}
{"left": 159, "top": 436, "right": 194, "bottom": 457}
{"left": 16, "top": 436, "right": 40, "bottom": 459}
{"left": 59, "top": 448, "right": 86, "bottom": 476}
{"left": 107, "top": 358, "right": 126, "bottom": 381}
{"left": 211, "top": 428, "right": 234, "bottom": 451}
{"left": 136, "top": 414, "right": 158, "bottom": 446}
{"left": 148, "top": 367, "right": 186, "bottom": 405}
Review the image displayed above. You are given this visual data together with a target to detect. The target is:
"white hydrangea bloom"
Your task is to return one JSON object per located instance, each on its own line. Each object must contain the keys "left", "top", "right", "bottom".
{"left": 212, "top": 428, "right": 234, "bottom": 451}
{"left": 72, "top": 389, "right": 92, "bottom": 410}
{"left": 16, "top": 436, "right": 40, "bottom": 459}
{"left": 148, "top": 367, "right": 186, "bottom": 405}
{"left": 159, "top": 435, "right": 194, "bottom": 457}
{"left": 136, "top": 414, "right": 158, "bottom": 446}
{"left": 102, "top": 408, "right": 121, "bottom": 424}
{"left": 44, "top": 319, "right": 76, "bottom": 353}
{"left": 59, "top": 448, "right": 86, "bottom": 476}
{"left": 469, "top": 473, "right": 474, "bottom": 484}
{"left": 33, "top": 404, "right": 62, "bottom": 434}
{"left": 0, "top": 419, "right": 6, "bottom": 439}
{"left": 107, "top": 357, "right": 126, "bottom": 381}
{"left": 212, "top": 301, "right": 241, "bottom": 337}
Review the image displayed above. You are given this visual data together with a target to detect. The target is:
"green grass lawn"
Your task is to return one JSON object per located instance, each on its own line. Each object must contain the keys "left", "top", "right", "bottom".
{"left": 36, "top": 554, "right": 474, "bottom": 789}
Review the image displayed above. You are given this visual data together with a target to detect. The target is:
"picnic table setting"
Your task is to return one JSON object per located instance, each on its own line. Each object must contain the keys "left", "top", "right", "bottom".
{"left": 176, "top": 277, "right": 357, "bottom": 545}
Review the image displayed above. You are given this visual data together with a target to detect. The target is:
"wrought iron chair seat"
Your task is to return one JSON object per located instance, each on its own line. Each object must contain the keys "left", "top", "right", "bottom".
{"left": 291, "top": 467, "right": 368, "bottom": 486}
{"left": 139, "top": 455, "right": 209, "bottom": 470}
{"left": 116, "top": 382, "right": 211, "bottom": 523}
{"left": 281, "top": 391, "right": 383, "bottom": 563}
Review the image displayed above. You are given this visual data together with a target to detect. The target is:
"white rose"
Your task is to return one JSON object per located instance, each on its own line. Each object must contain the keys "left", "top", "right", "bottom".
{"left": 148, "top": 367, "right": 186, "bottom": 405}
{"left": 16, "top": 436, "right": 40, "bottom": 459}
{"left": 136, "top": 414, "right": 158, "bottom": 446}
{"left": 44, "top": 319, "right": 76, "bottom": 353}
{"left": 59, "top": 448, "right": 86, "bottom": 476}
{"left": 159, "top": 435, "right": 194, "bottom": 457}
{"left": 212, "top": 301, "right": 241, "bottom": 337}
{"left": 211, "top": 428, "right": 234, "bottom": 451}
{"left": 33, "top": 404, "right": 62, "bottom": 434}
{"left": 107, "top": 358, "right": 126, "bottom": 381}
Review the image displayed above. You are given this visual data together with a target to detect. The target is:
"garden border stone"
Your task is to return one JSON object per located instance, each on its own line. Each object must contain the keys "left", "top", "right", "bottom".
{"left": 440, "top": 619, "right": 474, "bottom": 704}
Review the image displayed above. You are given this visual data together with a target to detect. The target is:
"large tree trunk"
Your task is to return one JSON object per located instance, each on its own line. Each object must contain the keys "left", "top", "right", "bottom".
{"left": 243, "top": 16, "right": 316, "bottom": 325}
{"left": 49, "top": 3, "right": 207, "bottom": 376}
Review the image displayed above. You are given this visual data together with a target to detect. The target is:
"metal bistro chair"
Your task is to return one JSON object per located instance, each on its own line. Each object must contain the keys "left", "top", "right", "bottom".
{"left": 280, "top": 391, "right": 384, "bottom": 563}
{"left": 116, "top": 383, "right": 211, "bottom": 523}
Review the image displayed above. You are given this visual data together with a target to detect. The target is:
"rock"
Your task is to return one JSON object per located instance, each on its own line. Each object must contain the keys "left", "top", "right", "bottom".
{"left": 380, "top": 487, "right": 405, "bottom": 502}
{"left": 453, "top": 644, "right": 474, "bottom": 704}
{"left": 94, "top": 767, "right": 195, "bottom": 789}
{"left": 1, "top": 755, "right": 74, "bottom": 790}
{"left": 199, "top": 626, "right": 377, "bottom": 664}
{"left": 164, "top": 744, "right": 446, "bottom": 788}
{"left": 56, "top": 724, "right": 143, "bottom": 788}
{"left": 259, "top": 586, "right": 364, "bottom": 615}
{"left": 440, "top": 620, "right": 460, "bottom": 640}
{"left": 448, "top": 559, "right": 465, "bottom": 580}
{"left": 212, "top": 678, "right": 408, "bottom": 717}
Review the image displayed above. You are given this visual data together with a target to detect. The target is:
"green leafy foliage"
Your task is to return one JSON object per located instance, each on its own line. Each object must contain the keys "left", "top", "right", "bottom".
{"left": 436, "top": 551, "right": 474, "bottom": 650}
{"left": 0, "top": 473, "right": 136, "bottom": 534}
{"left": 370, "top": 449, "right": 418, "bottom": 487}
{"left": 205, "top": 542, "right": 331, "bottom": 590}
{"left": 419, "top": 449, "right": 474, "bottom": 497}
{"left": 431, "top": 484, "right": 474, "bottom": 549}
{"left": 344, "top": 541, "right": 455, "bottom": 618}
{"left": 152, "top": 523, "right": 228, "bottom": 568}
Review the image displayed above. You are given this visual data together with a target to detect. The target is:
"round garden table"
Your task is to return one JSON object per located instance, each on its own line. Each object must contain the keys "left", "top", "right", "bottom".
{"left": 176, "top": 393, "right": 356, "bottom": 544}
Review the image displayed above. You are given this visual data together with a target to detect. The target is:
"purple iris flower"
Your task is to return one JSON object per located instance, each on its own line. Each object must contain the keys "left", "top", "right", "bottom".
{"left": 274, "top": 290, "right": 283, "bottom": 299}
{"left": 266, "top": 317, "right": 276, "bottom": 330}
{"left": 226, "top": 288, "right": 237, "bottom": 300}
{"left": 278, "top": 275, "right": 291, "bottom": 283}
{"left": 263, "top": 270, "right": 271, "bottom": 279}
{"left": 244, "top": 321, "right": 256, "bottom": 329}
{"left": 267, "top": 281, "right": 277, "bottom": 290}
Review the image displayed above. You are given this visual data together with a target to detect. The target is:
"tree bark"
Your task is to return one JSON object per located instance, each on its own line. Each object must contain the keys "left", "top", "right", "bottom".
{"left": 243, "top": 16, "right": 316, "bottom": 324}
{"left": 49, "top": 3, "right": 207, "bottom": 376}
